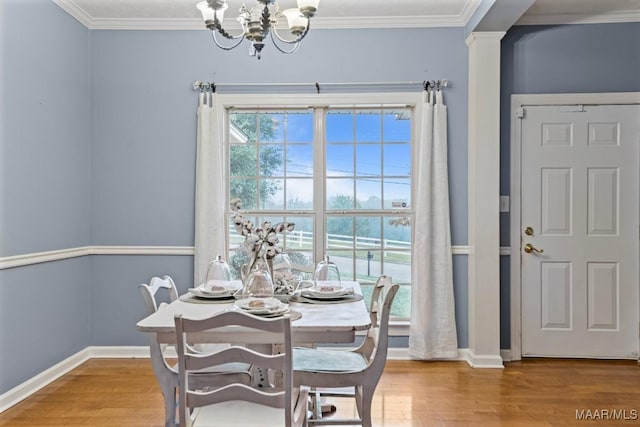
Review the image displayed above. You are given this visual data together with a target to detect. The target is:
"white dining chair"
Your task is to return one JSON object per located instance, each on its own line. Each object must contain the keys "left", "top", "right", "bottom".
{"left": 292, "top": 277, "right": 399, "bottom": 426}
{"left": 174, "top": 310, "right": 309, "bottom": 427}
{"left": 139, "top": 276, "right": 252, "bottom": 427}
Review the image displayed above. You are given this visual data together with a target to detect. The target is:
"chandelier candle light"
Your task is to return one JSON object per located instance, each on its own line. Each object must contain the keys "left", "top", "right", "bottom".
{"left": 196, "top": 0, "right": 320, "bottom": 59}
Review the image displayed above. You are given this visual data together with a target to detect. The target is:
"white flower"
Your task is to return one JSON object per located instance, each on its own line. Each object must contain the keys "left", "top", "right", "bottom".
{"left": 229, "top": 200, "right": 296, "bottom": 263}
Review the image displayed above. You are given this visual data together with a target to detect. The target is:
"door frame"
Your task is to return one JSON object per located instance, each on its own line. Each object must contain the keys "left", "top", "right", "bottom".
{"left": 509, "top": 92, "right": 640, "bottom": 361}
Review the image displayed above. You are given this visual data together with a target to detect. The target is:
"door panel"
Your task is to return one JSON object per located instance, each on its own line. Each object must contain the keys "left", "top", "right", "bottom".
{"left": 520, "top": 104, "right": 639, "bottom": 358}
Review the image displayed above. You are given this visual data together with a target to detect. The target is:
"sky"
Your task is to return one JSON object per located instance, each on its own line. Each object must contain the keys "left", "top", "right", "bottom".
{"left": 256, "top": 110, "right": 413, "bottom": 208}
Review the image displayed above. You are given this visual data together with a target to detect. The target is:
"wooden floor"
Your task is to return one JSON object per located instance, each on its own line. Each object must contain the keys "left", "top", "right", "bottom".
{"left": 0, "top": 358, "right": 638, "bottom": 426}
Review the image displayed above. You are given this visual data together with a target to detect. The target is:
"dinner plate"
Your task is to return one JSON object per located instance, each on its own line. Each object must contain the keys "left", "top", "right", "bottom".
{"left": 235, "top": 297, "right": 285, "bottom": 314}
{"left": 193, "top": 281, "right": 241, "bottom": 298}
{"left": 198, "top": 280, "right": 242, "bottom": 294}
{"left": 252, "top": 306, "right": 290, "bottom": 317}
{"left": 301, "top": 286, "right": 354, "bottom": 299}
{"left": 188, "top": 288, "right": 236, "bottom": 299}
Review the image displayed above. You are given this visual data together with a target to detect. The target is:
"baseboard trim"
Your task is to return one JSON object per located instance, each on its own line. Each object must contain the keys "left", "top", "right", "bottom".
{"left": 462, "top": 349, "right": 505, "bottom": 368}
{"left": 0, "top": 348, "right": 91, "bottom": 413}
{"left": 86, "top": 345, "right": 151, "bottom": 359}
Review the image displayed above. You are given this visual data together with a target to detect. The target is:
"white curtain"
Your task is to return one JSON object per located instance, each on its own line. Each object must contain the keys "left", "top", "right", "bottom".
{"left": 408, "top": 89, "right": 458, "bottom": 359}
{"left": 194, "top": 91, "right": 227, "bottom": 286}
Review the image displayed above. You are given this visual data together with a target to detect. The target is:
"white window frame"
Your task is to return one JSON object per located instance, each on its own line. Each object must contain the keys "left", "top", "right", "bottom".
{"left": 217, "top": 92, "right": 421, "bottom": 326}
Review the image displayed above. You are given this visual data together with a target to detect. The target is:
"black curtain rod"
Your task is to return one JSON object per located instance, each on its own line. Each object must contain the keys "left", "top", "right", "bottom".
{"left": 192, "top": 80, "right": 449, "bottom": 93}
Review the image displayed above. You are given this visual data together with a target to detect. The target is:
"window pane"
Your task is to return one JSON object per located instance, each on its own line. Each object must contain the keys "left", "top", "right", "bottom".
{"left": 326, "top": 250, "right": 353, "bottom": 281}
{"left": 384, "top": 143, "right": 411, "bottom": 176}
{"left": 356, "top": 249, "right": 381, "bottom": 282}
{"left": 384, "top": 178, "right": 411, "bottom": 209}
{"left": 229, "top": 112, "right": 257, "bottom": 143}
{"left": 262, "top": 178, "right": 284, "bottom": 209}
{"left": 286, "top": 112, "right": 313, "bottom": 142}
{"left": 286, "top": 144, "right": 313, "bottom": 177}
{"left": 326, "top": 179, "right": 354, "bottom": 209}
{"left": 356, "top": 217, "right": 381, "bottom": 249}
{"left": 356, "top": 111, "right": 381, "bottom": 143}
{"left": 356, "top": 144, "right": 381, "bottom": 177}
{"left": 326, "top": 144, "right": 354, "bottom": 177}
{"left": 230, "top": 144, "right": 257, "bottom": 176}
{"left": 230, "top": 178, "right": 257, "bottom": 210}
{"left": 285, "top": 178, "right": 313, "bottom": 210}
{"left": 260, "top": 145, "right": 284, "bottom": 177}
{"left": 326, "top": 111, "right": 352, "bottom": 143}
{"left": 283, "top": 215, "right": 314, "bottom": 279}
{"left": 383, "top": 110, "right": 411, "bottom": 143}
{"left": 384, "top": 216, "right": 412, "bottom": 249}
{"left": 326, "top": 216, "right": 353, "bottom": 250}
{"left": 285, "top": 216, "right": 313, "bottom": 252}
{"left": 356, "top": 179, "right": 381, "bottom": 209}
{"left": 259, "top": 112, "right": 284, "bottom": 143}
{"left": 392, "top": 285, "right": 411, "bottom": 317}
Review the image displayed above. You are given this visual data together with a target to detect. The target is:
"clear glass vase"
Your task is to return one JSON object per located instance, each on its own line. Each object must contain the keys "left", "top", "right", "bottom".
{"left": 313, "top": 255, "right": 341, "bottom": 285}
{"left": 242, "top": 256, "right": 274, "bottom": 299}
{"left": 205, "top": 254, "right": 231, "bottom": 286}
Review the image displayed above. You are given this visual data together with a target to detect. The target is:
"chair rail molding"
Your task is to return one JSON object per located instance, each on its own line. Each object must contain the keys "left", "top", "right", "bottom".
{"left": 0, "top": 245, "right": 495, "bottom": 270}
{"left": 0, "top": 246, "right": 195, "bottom": 269}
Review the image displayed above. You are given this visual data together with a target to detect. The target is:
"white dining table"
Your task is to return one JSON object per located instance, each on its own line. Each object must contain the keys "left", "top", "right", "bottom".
{"left": 136, "top": 281, "right": 371, "bottom": 345}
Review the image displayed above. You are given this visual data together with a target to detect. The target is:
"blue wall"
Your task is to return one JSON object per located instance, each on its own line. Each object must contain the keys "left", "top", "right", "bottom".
{"left": 1, "top": 0, "right": 91, "bottom": 256}
{"left": 499, "top": 22, "right": 640, "bottom": 348}
{"left": 87, "top": 28, "right": 471, "bottom": 351}
{"left": 89, "top": 28, "right": 470, "bottom": 247}
{"left": 0, "top": 0, "right": 91, "bottom": 393}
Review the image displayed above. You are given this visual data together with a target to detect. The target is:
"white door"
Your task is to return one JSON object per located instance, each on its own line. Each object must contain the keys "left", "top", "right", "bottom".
{"left": 520, "top": 104, "right": 639, "bottom": 358}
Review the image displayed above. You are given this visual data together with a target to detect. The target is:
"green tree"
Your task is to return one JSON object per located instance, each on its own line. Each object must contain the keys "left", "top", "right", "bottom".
{"left": 229, "top": 112, "right": 284, "bottom": 209}
{"left": 326, "top": 195, "right": 371, "bottom": 238}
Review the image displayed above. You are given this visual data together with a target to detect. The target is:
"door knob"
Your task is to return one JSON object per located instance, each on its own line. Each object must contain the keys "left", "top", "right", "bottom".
{"left": 524, "top": 243, "right": 544, "bottom": 254}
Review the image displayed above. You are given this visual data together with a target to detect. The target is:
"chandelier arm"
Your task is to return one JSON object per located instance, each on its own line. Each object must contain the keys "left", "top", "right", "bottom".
{"left": 269, "top": 30, "right": 301, "bottom": 54}
{"left": 211, "top": 30, "right": 246, "bottom": 51}
{"left": 213, "top": 17, "right": 245, "bottom": 40}
{"left": 271, "top": 18, "right": 311, "bottom": 44}
{"left": 261, "top": 5, "right": 271, "bottom": 38}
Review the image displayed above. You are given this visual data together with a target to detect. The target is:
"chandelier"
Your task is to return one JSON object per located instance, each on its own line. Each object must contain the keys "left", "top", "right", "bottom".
{"left": 196, "top": 0, "right": 320, "bottom": 59}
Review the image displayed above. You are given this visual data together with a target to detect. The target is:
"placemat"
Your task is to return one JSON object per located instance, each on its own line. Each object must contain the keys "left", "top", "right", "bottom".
{"left": 289, "top": 293, "right": 363, "bottom": 304}
{"left": 179, "top": 293, "right": 236, "bottom": 304}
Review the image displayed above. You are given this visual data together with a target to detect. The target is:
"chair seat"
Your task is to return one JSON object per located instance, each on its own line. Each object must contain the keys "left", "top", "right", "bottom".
{"left": 293, "top": 347, "right": 368, "bottom": 373}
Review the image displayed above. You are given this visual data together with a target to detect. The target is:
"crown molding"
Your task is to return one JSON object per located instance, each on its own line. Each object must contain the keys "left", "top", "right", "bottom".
{"left": 56, "top": 16, "right": 471, "bottom": 31}
{"left": 52, "top": 0, "right": 93, "bottom": 28}
{"left": 53, "top": 0, "right": 476, "bottom": 30}
{"left": 516, "top": 10, "right": 640, "bottom": 25}
{"left": 54, "top": 0, "right": 640, "bottom": 30}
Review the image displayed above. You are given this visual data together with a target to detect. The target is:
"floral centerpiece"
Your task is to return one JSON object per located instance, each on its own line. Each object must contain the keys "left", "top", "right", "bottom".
{"left": 271, "top": 256, "right": 299, "bottom": 296}
{"left": 230, "top": 198, "right": 296, "bottom": 297}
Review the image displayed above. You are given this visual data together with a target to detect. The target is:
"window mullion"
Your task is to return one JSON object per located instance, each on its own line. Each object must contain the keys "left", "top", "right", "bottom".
{"left": 313, "top": 107, "right": 326, "bottom": 263}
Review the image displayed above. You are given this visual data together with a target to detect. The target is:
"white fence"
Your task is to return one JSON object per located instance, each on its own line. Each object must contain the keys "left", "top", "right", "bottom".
{"left": 230, "top": 229, "right": 410, "bottom": 258}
